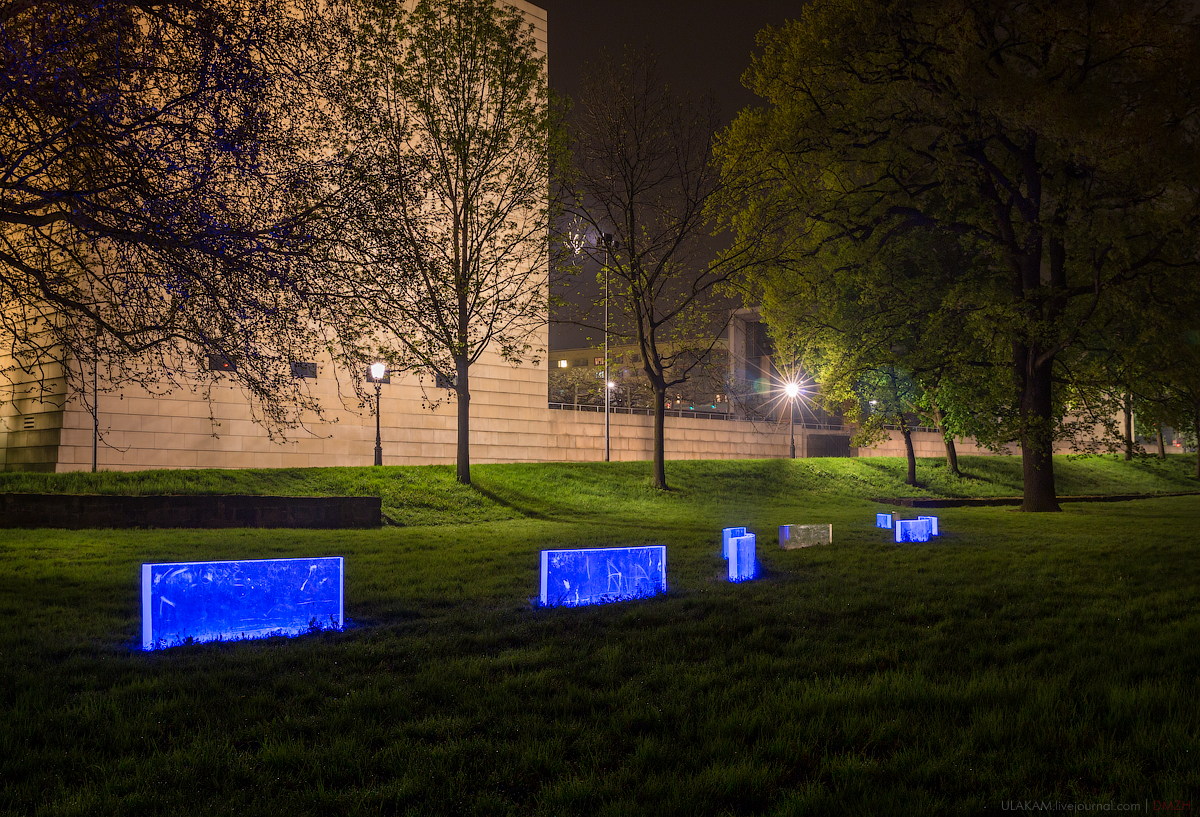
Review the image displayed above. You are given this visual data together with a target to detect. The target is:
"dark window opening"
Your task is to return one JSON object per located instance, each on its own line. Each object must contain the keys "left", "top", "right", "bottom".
{"left": 290, "top": 361, "right": 317, "bottom": 379}
{"left": 207, "top": 355, "right": 236, "bottom": 372}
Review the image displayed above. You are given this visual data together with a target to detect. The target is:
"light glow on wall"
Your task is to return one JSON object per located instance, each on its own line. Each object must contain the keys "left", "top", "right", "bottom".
{"left": 540, "top": 545, "right": 667, "bottom": 607}
{"left": 142, "top": 556, "right": 344, "bottom": 651}
{"left": 876, "top": 513, "right": 893, "bottom": 529}
{"left": 727, "top": 533, "right": 756, "bottom": 581}
{"left": 895, "top": 518, "right": 933, "bottom": 543}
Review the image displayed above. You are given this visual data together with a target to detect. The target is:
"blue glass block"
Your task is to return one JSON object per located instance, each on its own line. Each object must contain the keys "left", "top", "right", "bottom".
{"left": 918, "top": 515, "right": 940, "bottom": 536}
{"left": 876, "top": 513, "right": 893, "bottom": 529}
{"left": 540, "top": 546, "right": 667, "bottom": 607}
{"left": 142, "top": 556, "right": 344, "bottom": 650}
{"left": 895, "top": 518, "right": 932, "bottom": 543}
{"left": 722, "top": 526, "right": 747, "bottom": 559}
{"left": 728, "top": 533, "right": 756, "bottom": 581}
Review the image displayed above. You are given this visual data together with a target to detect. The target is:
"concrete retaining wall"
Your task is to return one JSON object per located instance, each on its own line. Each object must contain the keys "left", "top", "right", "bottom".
{"left": 0, "top": 494, "right": 381, "bottom": 529}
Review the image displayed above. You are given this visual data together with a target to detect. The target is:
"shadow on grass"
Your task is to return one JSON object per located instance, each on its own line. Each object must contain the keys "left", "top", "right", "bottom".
{"left": 468, "top": 481, "right": 554, "bottom": 522}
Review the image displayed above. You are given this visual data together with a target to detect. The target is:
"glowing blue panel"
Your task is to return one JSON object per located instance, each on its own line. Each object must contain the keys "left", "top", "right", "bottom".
{"left": 918, "top": 515, "right": 940, "bottom": 536}
{"left": 728, "top": 533, "right": 756, "bottom": 581}
{"left": 895, "top": 518, "right": 932, "bottom": 543}
{"left": 722, "top": 526, "right": 747, "bottom": 559}
{"left": 142, "top": 556, "right": 344, "bottom": 650}
{"left": 876, "top": 513, "right": 893, "bottom": 529}
{"left": 539, "top": 546, "right": 667, "bottom": 607}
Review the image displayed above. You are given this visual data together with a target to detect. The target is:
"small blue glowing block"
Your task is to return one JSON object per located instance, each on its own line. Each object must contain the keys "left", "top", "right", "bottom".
{"left": 142, "top": 556, "right": 344, "bottom": 650}
{"left": 918, "top": 515, "right": 940, "bottom": 536}
{"left": 722, "top": 526, "right": 747, "bottom": 559}
{"left": 876, "top": 513, "right": 893, "bottom": 529}
{"left": 540, "top": 546, "right": 667, "bottom": 607}
{"left": 728, "top": 534, "right": 756, "bottom": 581}
{"left": 895, "top": 518, "right": 933, "bottom": 543}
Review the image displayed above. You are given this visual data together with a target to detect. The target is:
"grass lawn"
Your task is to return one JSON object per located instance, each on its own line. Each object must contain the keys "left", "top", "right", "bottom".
{"left": 0, "top": 455, "right": 1197, "bottom": 815}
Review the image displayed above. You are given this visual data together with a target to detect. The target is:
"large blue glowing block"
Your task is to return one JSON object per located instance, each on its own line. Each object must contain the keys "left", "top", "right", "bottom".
{"left": 728, "top": 534, "right": 757, "bottom": 581}
{"left": 142, "top": 556, "right": 344, "bottom": 650}
{"left": 876, "top": 513, "right": 893, "bottom": 529}
{"left": 540, "top": 546, "right": 667, "bottom": 607}
{"left": 895, "top": 518, "right": 933, "bottom": 543}
{"left": 722, "top": 526, "right": 747, "bottom": 559}
{"left": 918, "top": 515, "right": 940, "bottom": 536}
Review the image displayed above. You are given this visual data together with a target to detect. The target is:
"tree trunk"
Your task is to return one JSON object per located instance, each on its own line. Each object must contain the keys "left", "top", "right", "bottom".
{"left": 455, "top": 356, "right": 471, "bottom": 485}
{"left": 652, "top": 386, "right": 668, "bottom": 490}
{"left": 901, "top": 419, "right": 917, "bottom": 486}
{"left": 1193, "top": 405, "right": 1200, "bottom": 480}
{"left": 932, "top": 405, "right": 961, "bottom": 477}
{"left": 1123, "top": 391, "right": 1133, "bottom": 460}
{"left": 1157, "top": 425, "right": 1166, "bottom": 459}
{"left": 1018, "top": 350, "right": 1061, "bottom": 512}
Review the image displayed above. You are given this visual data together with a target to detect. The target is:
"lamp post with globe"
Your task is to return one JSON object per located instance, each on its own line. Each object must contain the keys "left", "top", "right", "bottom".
{"left": 785, "top": 381, "right": 800, "bottom": 458}
{"left": 370, "top": 362, "right": 387, "bottom": 466}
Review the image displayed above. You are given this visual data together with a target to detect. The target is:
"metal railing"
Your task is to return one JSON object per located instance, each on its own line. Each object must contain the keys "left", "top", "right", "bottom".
{"left": 547, "top": 401, "right": 849, "bottom": 431}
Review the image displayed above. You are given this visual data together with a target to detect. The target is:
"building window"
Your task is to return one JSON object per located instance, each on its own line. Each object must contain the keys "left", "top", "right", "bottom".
{"left": 573, "top": 358, "right": 587, "bottom": 367}
{"left": 631, "top": 354, "right": 642, "bottom": 363}
{"left": 557, "top": 359, "right": 568, "bottom": 368}
{"left": 290, "top": 361, "right": 317, "bottom": 379}
{"left": 207, "top": 355, "right": 236, "bottom": 372}
{"left": 435, "top": 371, "right": 456, "bottom": 389}
{"left": 593, "top": 356, "right": 603, "bottom": 366}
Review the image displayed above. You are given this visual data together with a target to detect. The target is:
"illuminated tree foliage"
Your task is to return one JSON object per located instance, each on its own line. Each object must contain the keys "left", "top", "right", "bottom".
{"left": 333, "top": 0, "right": 553, "bottom": 485}
{"left": 718, "top": 0, "right": 1200, "bottom": 510}
{"left": 0, "top": 0, "right": 350, "bottom": 434}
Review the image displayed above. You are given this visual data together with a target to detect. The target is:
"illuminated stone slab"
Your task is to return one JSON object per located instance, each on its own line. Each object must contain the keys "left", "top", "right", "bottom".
{"left": 728, "top": 533, "right": 756, "bottom": 581}
{"left": 540, "top": 545, "right": 667, "bottom": 607}
{"left": 918, "top": 515, "right": 940, "bottom": 536}
{"left": 876, "top": 513, "right": 893, "bottom": 529}
{"left": 895, "top": 518, "right": 933, "bottom": 543}
{"left": 779, "top": 523, "right": 832, "bottom": 549}
{"left": 722, "top": 526, "right": 747, "bottom": 559}
{"left": 142, "top": 556, "right": 344, "bottom": 650}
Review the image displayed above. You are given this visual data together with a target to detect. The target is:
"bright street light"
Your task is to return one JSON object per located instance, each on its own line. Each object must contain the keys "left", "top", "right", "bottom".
{"left": 785, "top": 382, "right": 800, "bottom": 399}
{"left": 370, "top": 362, "right": 386, "bottom": 465}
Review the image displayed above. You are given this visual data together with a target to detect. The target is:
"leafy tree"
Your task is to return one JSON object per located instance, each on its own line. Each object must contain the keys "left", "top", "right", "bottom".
{"left": 333, "top": 0, "right": 553, "bottom": 484}
{"left": 717, "top": 0, "right": 1200, "bottom": 510}
{"left": 0, "top": 0, "right": 347, "bottom": 435}
{"left": 560, "top": 47, "right": 767, "bottom": 490}
{"left": 760, "top": 222, "right": 1004, "bottom": 482}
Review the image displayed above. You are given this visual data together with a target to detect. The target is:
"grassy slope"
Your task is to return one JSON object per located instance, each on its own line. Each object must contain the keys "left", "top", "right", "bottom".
{"left": 0, "top": 453, "right": 1197, "bottom": 526}
{"left": 0, "top": 457, "right": 1197, "bottom": 815}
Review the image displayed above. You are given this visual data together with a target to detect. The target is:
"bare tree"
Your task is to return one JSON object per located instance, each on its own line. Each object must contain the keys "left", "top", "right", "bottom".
{"left": 332, "top": 0, "right": 553, "bottom": 484}
{"left": 0, "top": 0, "right": 350, "bottom": 436}
{"left": 561, "top": 47, "right": 764, "bottom": 490}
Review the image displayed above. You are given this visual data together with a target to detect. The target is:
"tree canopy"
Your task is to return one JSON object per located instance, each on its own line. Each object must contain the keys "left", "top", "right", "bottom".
{"left": 0, "top": 0, "right": 346, "bottom": 433}
{"left": 717, "top": 0, "right": 1200, "bottom": 509}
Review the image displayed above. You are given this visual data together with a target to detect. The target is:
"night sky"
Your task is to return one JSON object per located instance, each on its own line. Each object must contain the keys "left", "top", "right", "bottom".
{"left": 536, "top": 0, "right": 799, "bottom": 121}
{"left": 537, "top": 0, "right": 802, "bottom": 349}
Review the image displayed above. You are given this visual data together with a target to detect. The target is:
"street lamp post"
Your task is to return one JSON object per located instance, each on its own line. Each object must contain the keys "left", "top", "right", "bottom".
{"left": 370, "top": 362, "right": 386, "bottom": 466}
{"left": 785, "top": 381, "right": 799, "bottom": 459}
{"left": 601, "top": 233, "right": 614, "bottom": 463}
